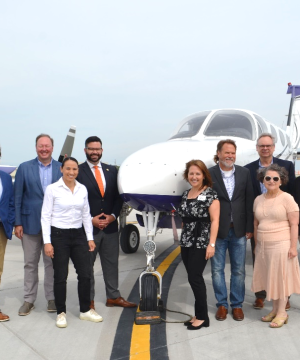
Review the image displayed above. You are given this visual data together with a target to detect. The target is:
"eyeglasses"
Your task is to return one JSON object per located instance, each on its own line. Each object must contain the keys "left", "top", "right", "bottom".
{"left": 257, "top": 145, "right": 274, "bottom": 148}
{"left": 264, "top": 176, "right": 280, "bottom": 182}
{"left": 37, "top": 145, "right": 52, "bottom": 149}
{"left": 86, "top": 147, "right": 102, "bottom": 152}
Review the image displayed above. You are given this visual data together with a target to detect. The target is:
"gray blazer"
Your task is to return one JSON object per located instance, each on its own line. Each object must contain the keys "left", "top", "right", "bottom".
{"left": 209, "top": 164, "right": 254, "bottom": 239}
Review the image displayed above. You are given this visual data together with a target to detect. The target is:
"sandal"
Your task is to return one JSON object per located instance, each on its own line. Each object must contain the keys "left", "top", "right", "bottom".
{"left": 269, "top": 315, "right": 289, "bottom": 328}
{"left": 261, "top": 312, "right": 276, "bottom": 322}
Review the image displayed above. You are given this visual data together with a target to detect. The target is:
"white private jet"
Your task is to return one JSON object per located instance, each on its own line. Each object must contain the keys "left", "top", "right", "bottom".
{"left": 117, "top": 84, "right": 300, "bottom": 255}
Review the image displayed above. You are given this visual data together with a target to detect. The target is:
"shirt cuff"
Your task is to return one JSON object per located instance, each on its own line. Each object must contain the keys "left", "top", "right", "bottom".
{"left": 43, "top": 236, "right": 51, "bottom": 244}
{"left": 111, "top": 214, "right": 116, "bottom": 219}
{"left": 86, "top": 232, "right": 94, "bottom": 241}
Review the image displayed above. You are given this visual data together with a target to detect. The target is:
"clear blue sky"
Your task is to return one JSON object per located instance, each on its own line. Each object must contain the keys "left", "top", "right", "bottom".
{"left": 1, "top": 0, "right": 299, "bottom": 166}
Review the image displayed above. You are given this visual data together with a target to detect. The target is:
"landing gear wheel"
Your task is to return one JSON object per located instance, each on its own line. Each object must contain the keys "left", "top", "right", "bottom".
{"left": 120, "top": 224, "right": 140, "bottom": 253}
{"left": 139, "top": 274, "right": 158, "bottom": 311}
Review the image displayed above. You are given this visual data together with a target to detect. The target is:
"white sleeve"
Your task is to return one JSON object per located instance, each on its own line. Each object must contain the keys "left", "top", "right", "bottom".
{"left": 82, "top": 190, "right": 94, "bottom": 241}
{"left": 41, "top": 186, "right": 54, "bottom": 244}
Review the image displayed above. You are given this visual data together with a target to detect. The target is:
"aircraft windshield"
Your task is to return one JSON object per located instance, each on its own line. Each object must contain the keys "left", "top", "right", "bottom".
{"left": 204, "top": 110, "right": 255, "bottom": 140}
{"left": 169, "top": 111, "right": 211, "bottom": 140}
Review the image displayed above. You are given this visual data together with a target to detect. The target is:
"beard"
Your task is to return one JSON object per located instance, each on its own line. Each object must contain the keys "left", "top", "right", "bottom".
{"left": 219, "top": 158, "right": 234, "bottom": 169}
{"left": 86, "top": 152, "right": 102, "bottom": 164}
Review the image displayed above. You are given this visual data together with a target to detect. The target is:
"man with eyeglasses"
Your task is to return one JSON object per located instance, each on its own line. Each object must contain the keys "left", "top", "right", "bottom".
{"left": 245, "top": 133, "right": 295, "bottom": 310}
{"left": 14, "top": 134, "right": 62, "bottom": 316}
{"left": 76, "top": 136, "right": 137, "bottom": 309}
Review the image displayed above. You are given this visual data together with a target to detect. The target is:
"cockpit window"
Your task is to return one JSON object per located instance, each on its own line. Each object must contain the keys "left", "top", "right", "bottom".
{"left": 204, "top": 110, "right": 255, "bottom": 140}
{"left": 169, "top": 111, "right": 211, "bottom": 140}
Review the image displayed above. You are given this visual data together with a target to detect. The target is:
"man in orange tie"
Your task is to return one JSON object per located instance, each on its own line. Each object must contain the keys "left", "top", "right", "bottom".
{"left": 76, "top": 136, "right": 137, "bottom": 309}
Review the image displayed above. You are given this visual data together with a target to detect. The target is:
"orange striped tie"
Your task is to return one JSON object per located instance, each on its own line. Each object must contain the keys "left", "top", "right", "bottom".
{"left": 93, "top": 166, "right": 105, "bottom": 197}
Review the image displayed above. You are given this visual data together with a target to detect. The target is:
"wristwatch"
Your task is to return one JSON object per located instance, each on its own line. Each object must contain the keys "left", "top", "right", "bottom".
{"left": 209, "top": 243, "right": 215, "bottom": 248}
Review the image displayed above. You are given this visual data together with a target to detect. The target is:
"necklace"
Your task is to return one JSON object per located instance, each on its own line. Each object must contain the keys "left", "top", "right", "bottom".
{"left": 263, "top": 191, "right": 280, "bottom": 217}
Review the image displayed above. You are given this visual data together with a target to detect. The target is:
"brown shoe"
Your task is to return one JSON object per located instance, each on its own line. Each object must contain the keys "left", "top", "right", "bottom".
{"left": 0, "top": 312, "right": 10, "bottom": 322}
{"left": 285, "top": 299, "right": 291, "bottom": 311}
{"left": 106, "top": 297, "right": 137, "bottom": 308}
{"left": 215, "top": 306, "right": 228, "bottom": 321}
{"left": 253, "top": 298, "right": 264, "bottom": 309}
{"left": 232, "top": 308, "right": 244, "bottom": 321}
{"left": 90, "top": 300, "right": 95, "bottom": 310}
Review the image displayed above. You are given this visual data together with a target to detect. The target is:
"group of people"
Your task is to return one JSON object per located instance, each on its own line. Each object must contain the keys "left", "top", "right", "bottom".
{"left": 178, "top": 133, "right": 300, "bottom": 330}
{"left": 1, "top": 132, "right": 300, "bottom": 331}
{"left": 0, "top": 134, "right": 136, "bottom": 328}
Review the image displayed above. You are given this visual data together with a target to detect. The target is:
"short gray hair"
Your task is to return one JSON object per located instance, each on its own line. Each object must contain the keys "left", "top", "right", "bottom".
{"left": 256, "top": 133, "right": 275, "bottom": 145}
{"left": 257, "top": 163, "right": 288, "bottom": 185}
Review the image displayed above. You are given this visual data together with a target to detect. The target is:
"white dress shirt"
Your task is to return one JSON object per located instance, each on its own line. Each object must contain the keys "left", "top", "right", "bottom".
{"left": 41, "top": 177, "right": 94, "bottom": 244}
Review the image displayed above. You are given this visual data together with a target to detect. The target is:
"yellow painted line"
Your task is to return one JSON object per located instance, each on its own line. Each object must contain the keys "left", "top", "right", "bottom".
{"left": 129, "top": 246, "right": 180, "bottom": 360}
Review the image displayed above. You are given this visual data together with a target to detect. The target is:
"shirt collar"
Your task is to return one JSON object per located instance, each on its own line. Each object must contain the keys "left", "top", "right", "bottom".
{"left": 219, "top": 164, "right": 235, "bottom": 178}
{"left": 259, "top": 157, "right": 273, "bottom": 168}
{"left": 58, "top": 177, "right": 79, "bottom": 191}
{"left": 37, "top": 158, "right": 53, "bottom": 168}
{"left": 87, "top": 160, "right": 102, "bottom": 169}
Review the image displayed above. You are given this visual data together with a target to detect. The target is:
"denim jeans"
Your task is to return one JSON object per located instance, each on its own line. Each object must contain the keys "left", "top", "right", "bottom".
{"left": 211, "top": 228, "right": 247, "bottom": 309}
{"left": 51, "top": 226, "right": 91, "bottom": 314}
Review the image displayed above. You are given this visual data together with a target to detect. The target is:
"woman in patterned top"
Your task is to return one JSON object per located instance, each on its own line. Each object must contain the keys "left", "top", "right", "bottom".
{"left": 177, "top": 159, "right": 220, "bottom": 330}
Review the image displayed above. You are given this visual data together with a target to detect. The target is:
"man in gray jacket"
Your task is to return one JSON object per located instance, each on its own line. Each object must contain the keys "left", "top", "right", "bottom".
{"left": 209, "top": 139, "right": 254, "bottom": 321}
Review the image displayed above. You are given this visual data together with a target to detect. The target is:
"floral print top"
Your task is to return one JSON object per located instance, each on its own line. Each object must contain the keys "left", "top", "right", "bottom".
{"left": 177, "top": 187, "right": 218, "bottom": 248}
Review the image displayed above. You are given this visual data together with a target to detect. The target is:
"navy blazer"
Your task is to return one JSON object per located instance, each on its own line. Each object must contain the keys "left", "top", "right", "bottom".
{"left": 14, "top": 158, "right": 62, "bottom": 235}
{"left": 0, "top": 170, "right": 15, "bottom": 239}
{"left": 76, "top": 162, "right": 123, "bottom": 235}
{"left": 244, "top": 157, "right": 295, "bottom": 198}
{"left": 209, "top": 165, "right": 254, "bottom": 239}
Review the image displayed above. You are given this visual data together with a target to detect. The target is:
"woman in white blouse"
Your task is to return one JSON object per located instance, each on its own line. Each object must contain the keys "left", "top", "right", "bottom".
{"left": 41, "top": 157, "right": 103, "bottom": 328}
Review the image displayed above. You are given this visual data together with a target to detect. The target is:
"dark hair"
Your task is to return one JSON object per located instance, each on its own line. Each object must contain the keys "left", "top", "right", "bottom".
{"left": 85, "top": 136, "right": 102, "bottom": 147}
{"left": 183, "top": 159, "right": 212, "bottom": 188}
{"left": 213, "top": 139, "right": 237, "bottom": 164}
{"left": 257, "top": 163, "right": 288, "bottom": 185}
{"left": 61, "top": 156, "right": 79, "bottom": 168}
{"left": 36, "top": 134, "right": 54, "bottom": 146}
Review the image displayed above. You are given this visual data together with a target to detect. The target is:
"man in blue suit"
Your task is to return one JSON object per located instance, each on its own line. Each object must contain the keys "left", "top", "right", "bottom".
{"left": 14, "top": 134, "right": 62, "bottom": 316}
{"left": 0, "top": 149, "right": 15, "bottom": 321}
{"left": 245, "top": 133, "right": 295, "bottom": 310}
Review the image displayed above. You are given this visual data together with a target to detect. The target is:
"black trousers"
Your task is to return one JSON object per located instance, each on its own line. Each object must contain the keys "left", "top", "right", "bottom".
{"left": 51, "top": 226, "right": 91, "bottom": 314}
{"left": 181, "top": 246, "right": 209, "bottom": 321}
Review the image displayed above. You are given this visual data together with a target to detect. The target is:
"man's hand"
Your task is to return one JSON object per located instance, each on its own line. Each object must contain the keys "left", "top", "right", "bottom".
{"left": 88, "top": 240, "right": 96, "bottom": 251}
{"left": 44, "top": 244, "right": 54, "bottom": 258}
{"left": 246, "top": 232, "right": 253, "bottom": 240}
{"left": 92, "top": 213, "right": 115, "bottom": 230}
{"left": 15, "top": 225, "right": 24, "bottom": 240}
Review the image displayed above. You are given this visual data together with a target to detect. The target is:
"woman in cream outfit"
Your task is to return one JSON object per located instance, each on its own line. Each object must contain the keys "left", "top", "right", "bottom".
{"left": 252, "top": 164, "right": 300, "bottom": 328}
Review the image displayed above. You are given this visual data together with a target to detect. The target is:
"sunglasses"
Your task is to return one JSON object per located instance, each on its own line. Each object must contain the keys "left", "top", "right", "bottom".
{"left": 264, "top": 176, "right": 280, "bottom": 182}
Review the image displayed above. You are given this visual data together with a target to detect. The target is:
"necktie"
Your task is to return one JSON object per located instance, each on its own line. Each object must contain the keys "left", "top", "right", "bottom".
{"left": 93, "top": 166, "right": 105, "bottom": 197}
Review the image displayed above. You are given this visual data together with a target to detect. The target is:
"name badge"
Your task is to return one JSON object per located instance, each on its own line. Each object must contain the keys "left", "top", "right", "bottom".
{"left": 197, "top": 195, "right": 206, "bottom": 201}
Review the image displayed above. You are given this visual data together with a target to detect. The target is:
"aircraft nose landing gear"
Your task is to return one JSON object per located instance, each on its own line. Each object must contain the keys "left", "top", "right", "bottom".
{"left": 135, "top": 212, "right": 163, "bottom": 325}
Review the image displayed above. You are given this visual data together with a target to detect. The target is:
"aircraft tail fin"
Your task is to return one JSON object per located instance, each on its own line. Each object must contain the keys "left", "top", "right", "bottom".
{"left": 286, "top": 84, "right": 300, "bottom": 151}
{"left": 58, "top": 126, "right": 76, "bottom": 163}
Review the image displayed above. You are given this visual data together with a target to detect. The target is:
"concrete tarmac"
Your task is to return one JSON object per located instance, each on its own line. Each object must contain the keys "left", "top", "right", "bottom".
{"left": 1, "top": 214, "right": 300, "bottom": 360}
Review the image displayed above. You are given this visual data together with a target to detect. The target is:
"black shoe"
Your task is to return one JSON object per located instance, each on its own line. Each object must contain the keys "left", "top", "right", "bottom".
{"left": 187, "top": 318, "right": 210, "bottom": 330}
{"left": 183, "top": 319, "right": 193, "bottom": 326}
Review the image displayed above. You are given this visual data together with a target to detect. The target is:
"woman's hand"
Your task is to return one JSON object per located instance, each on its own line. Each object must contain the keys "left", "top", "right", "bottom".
{"left": 44, "top": 244, "right": 54, "bottom": 258}
{"left": 88, "top": 240, "right": 96, "bottom": 252}
{"left": 205, "top": 245, "right": 215, "bottom": 260}
{"left": 288, "top": 247, "right": 298, "bottom": 259}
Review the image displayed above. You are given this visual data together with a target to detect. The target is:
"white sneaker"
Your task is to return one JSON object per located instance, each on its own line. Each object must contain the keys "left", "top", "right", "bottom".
{"left": 56, "top": 312, "right": 67, "bottom": 328}
{"left": 79, "top": 309, "right": 103, "bottom": 322}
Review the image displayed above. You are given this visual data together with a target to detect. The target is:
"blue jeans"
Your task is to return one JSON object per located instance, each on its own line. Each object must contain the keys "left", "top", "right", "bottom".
{"left": 211, "top": 228, "right": 247, "bottom": 309}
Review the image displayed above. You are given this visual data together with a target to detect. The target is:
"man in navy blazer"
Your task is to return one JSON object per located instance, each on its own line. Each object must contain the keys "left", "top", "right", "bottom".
{"left": 76, "top": 136, "right": 136, "bottom": 309}
{"left": 0, "top": 160, "right": 15, "bottom": 321}
{"left": 14, "top": 134, "right": 62, "bottom": 316}
{"left": 245, "top": 133, "right": 295, "bottom": 310}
